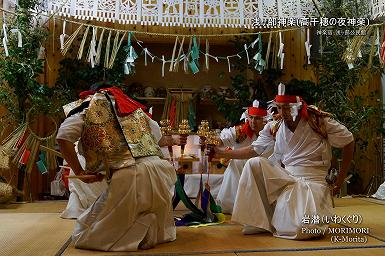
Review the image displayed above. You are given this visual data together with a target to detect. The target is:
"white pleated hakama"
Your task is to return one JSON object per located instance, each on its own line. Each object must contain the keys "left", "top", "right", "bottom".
{"left": 232, "top": 157, "right": 333, "bottom": 239}
{"left": 217, "top": 122, "right": 274, "bottom": 214}
{"left": 232, "top": 117, "right": 353, "bottom": 240}
{"left": 73, "top": 156, "right": 177, "bottom": 251}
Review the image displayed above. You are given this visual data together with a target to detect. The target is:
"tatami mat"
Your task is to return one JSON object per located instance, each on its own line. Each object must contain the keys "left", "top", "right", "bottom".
{"left": 0, "top": 213, "right": 74, "bottom": 256}
{"left": 238, "top": 247, "right": 385, "bottom": 256}
{"left": 335, "top": 198, "right": 385, "bottom": 241}
{"left": 0, "top": 200, "right": 67, "bottom": 213}
{"left": 62, "top": 223, "right": 385, "bottom": 256}
{"left": 357, "top": 197, "right": 385, "bottom": 206}
{"left": 1, "top": 198, "right": 385, "bottom": 256}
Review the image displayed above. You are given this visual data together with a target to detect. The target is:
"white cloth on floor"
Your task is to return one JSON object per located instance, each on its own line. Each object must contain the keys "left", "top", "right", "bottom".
{"left": 232, "top": 117, "right": 354, "bottom": 240}
{"left": 61, "top": 169, "right": 108, "bottom": 219}
{"left": 373, "top": 181, "right": 385, "bottom": 199}
{"left": 183, "top": 174, "right": 223, "bottom": 198}
{"left": 216, "top": 122, "right": 274, "bottom": 213}
{"left": 60, "top": 149, "right": 108, "bottom": 219}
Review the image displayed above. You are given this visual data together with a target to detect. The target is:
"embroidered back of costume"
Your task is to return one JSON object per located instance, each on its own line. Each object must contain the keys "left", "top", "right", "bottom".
{"left": 81, "top": 93, "right": 162, "bottom": 173}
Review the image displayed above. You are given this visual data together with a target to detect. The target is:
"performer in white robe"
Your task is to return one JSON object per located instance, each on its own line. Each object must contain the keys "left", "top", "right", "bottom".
{"left": 232, "top": 83, "right": 355, "bottom": 240}
{"left": 57, "top": 84, "right": 182, "bottom": 251}
{"left": 215, "top": 101, "right": 271, "bottom": 213}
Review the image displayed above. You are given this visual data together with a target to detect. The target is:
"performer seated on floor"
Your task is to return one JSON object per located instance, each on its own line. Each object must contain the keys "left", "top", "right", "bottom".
{"left": 212, "top": 100, "right": 273, "bottom": 214}
{"left": 56, "top": 82, "right": 184, "bottom": 251}
{"left": 231, "top": 83, "right": 355, "bottom": 239}
{"left": 60, "top": 136, "right": 183, "bottom": 220}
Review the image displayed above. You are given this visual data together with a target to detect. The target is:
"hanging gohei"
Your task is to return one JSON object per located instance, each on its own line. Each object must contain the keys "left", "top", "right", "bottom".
{"left": 277, "top": 32, "right": 285, "bottom": 69}
{"left": 304, "top": 28, "right": 312, "bottom": 65}
{"left": 253, "top": 32, "right": 265, "bottom": 74}
{"left": 124, "top": 32, "right": 138, "bottom": 75}
{"left": 189, "top": 36, "right": 200, "bottom": 74}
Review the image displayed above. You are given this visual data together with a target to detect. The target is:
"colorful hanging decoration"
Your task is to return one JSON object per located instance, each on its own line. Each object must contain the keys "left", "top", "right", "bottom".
{"left": 36, "top": 151, "right": 48, "bottom": 175}
{"left": 189, "top": 36, "right": 199, "bottom": 74}
{"left": 123, "top": 32, "right": 138, "bottom": 75}
{"left": 253, "top": 32, "right": 265, "bottom": 74}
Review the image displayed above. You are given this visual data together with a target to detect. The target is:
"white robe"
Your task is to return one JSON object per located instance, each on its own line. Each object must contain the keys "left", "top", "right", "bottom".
{"left": 59, "top": 144, "right": 108, "bottom": 219}
{"left": 232, "top": 117, "right": 353, "bottom": 239}
{"left": 373, "top": 181, "right": 385, "bottom": 199}
{"left": 56, "top": 101, "right": 176, "bottom": 251}
{"left": 216, "top": 122, "right": 274, "bottom": 214}
{"left": 60, "top": 169, "right": 108, "bottom": 219}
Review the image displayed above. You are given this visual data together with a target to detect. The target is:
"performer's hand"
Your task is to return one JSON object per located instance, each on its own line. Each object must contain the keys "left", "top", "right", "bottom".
{"left": 79, "top": 173, "right": 105, "bottom": 183}
{"left": 206, "top": 145, "right": 215, "bottom": 162}
{"left": 213, "top": 146, "right": 227, "bottom": 158}
{"left": 160, "top": 135, "right": 174, "bottom": 147}
{"left": 332, "top": 176, "right": 344, "bottom": 195}
{"left": 174, "top": 135, "right": 187, "bottom": 145}
{"left": 199, "top": 136, "right": 206, "bottom": 145}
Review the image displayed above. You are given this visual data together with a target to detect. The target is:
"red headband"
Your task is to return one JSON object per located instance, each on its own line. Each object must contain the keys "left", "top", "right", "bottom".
{"left": 248, "top": 107, "right": 267, "bottom": 116}
{"left": 274, "top": 95, "right": 301, "bottom": 104}
{"left": 274, "top": 95, "right": 309, "bottom": 119}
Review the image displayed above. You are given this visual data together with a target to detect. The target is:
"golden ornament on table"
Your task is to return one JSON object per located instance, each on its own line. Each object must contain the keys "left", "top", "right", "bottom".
{"left": 178, "top": 119, "right": 191, "bottom": 158}
{"left": 205, "top": 130, "right": 221, "bottom": 162}
{"left": 160, "top": 119, "right": 174, "bottom": 160}
{"left": 197, "top": 120, "right": 210, "bottom": 154}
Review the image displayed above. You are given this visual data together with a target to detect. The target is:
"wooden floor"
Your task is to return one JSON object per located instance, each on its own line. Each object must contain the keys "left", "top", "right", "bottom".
{"left": 1, "top": 198, "right": 385, "bottom": 256}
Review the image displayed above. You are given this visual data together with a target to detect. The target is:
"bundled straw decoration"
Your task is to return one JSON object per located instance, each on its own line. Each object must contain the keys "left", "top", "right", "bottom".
{"left": 0, "top": 111, "right": 59, "bottom": 201}
{"left": 0, "top": 182, "right": 14, "bottom": 203}
{"left": 108, "top": 31, "right": 126, "bottom": 69}
{"left": 342, "top": 26, "right": 374, "bottom": 66}
{"left": 61, "top": 24, "right": 84, "bottom": 56}
{"left": 1, "top": 111, "right": 58, "bottom": 175}
{"left": 0, "top": 146, "right": 9, "bottom": 169}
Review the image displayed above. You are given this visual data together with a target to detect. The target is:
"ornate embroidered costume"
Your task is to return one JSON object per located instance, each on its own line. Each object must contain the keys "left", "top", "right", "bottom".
{"left": 81, "top": 93, "right": 162, "bottom": 173}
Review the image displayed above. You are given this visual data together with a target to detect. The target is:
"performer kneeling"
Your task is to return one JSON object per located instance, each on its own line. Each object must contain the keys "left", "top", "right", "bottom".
{"left": 214, "top": 100, "right": 273, "bottom": 214}
{"left": 57, "top": 82, "right": 179, "bottom": 251}
{"left": 231, "top": 83, "right": 354, "bottom": 239}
